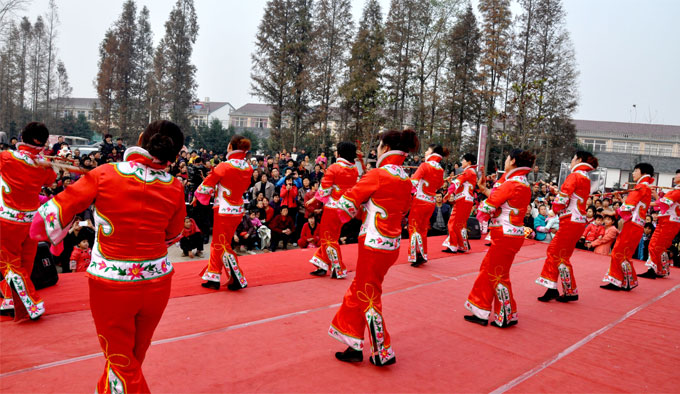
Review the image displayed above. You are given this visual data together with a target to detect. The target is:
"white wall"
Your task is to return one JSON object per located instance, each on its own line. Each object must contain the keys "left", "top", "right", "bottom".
{"left": 605, "top": 168, "right": 620, "bottom": 188}
{"left": 210, "top": 105, "right": 233, "bottom": 127}
{"left": 658, "top": 173, "right": 675, "bottom": 188}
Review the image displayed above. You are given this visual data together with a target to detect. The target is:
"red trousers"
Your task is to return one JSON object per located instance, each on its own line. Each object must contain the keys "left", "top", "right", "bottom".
{"left": 0, "top": 219, "right": 43, "bottom": 320}
{"left": 465, "top": 228, "right": 524, "bottom": 326}
{"left": 201, "top": 213, "right": 247, "bottom": 288}
{"left": 89, "top": 277, "right": 171, "bottom": 394}
{"left": 604, "top": 222, "right": 642, "bottom": 289}
{"left": 407, "top": 200, "right": 434, "bottom": 262}
{"left": 329, "top": 236, "right": 397, "bottom": 365}
{"left": 443, "top": 200, "right": 474, "bottom": 252}
{"left": 646, "top": 217, "right": 680, "bottom": 277}
{"left": 310, "top": 207, "right": 346, "bottom": 278}
{"left": 537, "top": 219, "right": 585, "bottom": 295}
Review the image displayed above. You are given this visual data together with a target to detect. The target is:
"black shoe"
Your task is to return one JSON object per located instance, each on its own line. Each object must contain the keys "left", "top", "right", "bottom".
{"left": 201, "top": 281, "right": 220, "bottom": 290}
{"left": 335, "top": 347, "right": 363, "bottom": 363}
{"left": 370, "top": 355, "right": 396, "bottom": 367}
{"left": 0, "top": 309, "right": 14, "bottom": 318}
{"left": 442, "top": 248, "right": 457, "bottom": 254}
{"left": 638, "top": 268, "right": 658, "bottom": 279}
{"left": 491, "top": 320, "right": 518, "bottom": 328}
{"left": 600, "top": 283, "right": 620, "bottom": 291}
{"left": 556, "top": 294, "right": 579, "bottom": 303}
{"left": 310, "top": 269, "right": 327, "bottom": 277}
{"left": 463, "top": 315, "right": 488, "bottom": 326}
{"left": 537, "top": 288, "right": 560, "bottom": 302}
{"left": 227, "top": 281, "right": 244, "bottom": 291}
{"left": 411, "top": 255, "right": 427, "bottom": 267}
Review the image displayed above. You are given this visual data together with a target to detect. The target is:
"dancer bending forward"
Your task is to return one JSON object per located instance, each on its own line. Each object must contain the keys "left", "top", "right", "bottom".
{"left": 308, "top": 142, "right": 360, "bottom": 278}
{"left": 640, "top": 169, "right": 679, "bottom": 279}
{"left": 330, "top": 129, "right": 418, "bottom": 366}
{"left": 196, "top": 136, "right": 253, "bottom": 290}
{"left": 408, "top": 144, "right": 448, "bottom": 266}
{"left": 536, "top": 151, "right": 598, "bottom": 302}
{"left": 601, "top": 163, "right": 654, "bottom": 291}
{"left": 464, "top": 149, "right": 535, "bottom": 328}
{"left": 31, "top": 121, "right": 186, "bottom": 393}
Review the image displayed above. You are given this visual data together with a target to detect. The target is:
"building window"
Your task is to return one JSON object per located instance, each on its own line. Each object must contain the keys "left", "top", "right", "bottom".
{"left": 612, "top": 141, "right": 639, "bottom": 154}
{"left": 644, "top": 143, "right": 672, "bottom": 156}
{"left": 255, "top": 118, "right": 267, "bottom": 128}
{"left": 231, "top": 117, "right": 247, "bottom": 127}
{"left": 77, "top": 110, "right": 86, "bottom": 117}
{"left": 581, "top": 138, "right": 607, "bottom": 152}
{"left": 63, "top": 110, "right": 71, "bottom": 117}
{"left": 88, "top": 111, "right": 93, "bottom": 120}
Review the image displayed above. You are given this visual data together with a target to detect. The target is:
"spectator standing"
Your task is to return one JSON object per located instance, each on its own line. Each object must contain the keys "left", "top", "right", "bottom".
{"left": 429, "top": 192, "right": 450, "bottom": 236}
{"left": 69, "top": 236, "right": 92, "bottom": 272}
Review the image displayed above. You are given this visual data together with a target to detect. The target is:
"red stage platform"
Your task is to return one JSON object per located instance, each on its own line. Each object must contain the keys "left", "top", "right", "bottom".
{"left": 1, "top": 235, "right": 679, "bottom": 393}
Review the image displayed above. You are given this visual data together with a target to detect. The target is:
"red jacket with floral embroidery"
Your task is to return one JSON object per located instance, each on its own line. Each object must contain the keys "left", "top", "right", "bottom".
{"left": 552, "top": 163, "right": 594, "bottom": 223}
{"left": 658, "top": 186, "right": 680, "bottom": 223}
{"left": 195, "top": 150, "right": 253, "bottom": 215}
{"left": 447, "top": 165, "right": 478, "bottom": 202}
{"left": 476, "top": 167, "right": 532, "bottom": 237}
{"left": 617, "top": 174, "right": 653, "bottom": 227}
{"left": 0, "top": 143, "right": 57, "bottom": 224}
{"left": 31, "top": 147, "right": 186, "bottom": 283}
{"left": 315, "top": 158, "right": 359, "bottom": 209}
{"left": 337, "top": 151, "right": 413, "bottom": 251}
{"left": 411, "top": 154, "right": 445, "bottom": 203}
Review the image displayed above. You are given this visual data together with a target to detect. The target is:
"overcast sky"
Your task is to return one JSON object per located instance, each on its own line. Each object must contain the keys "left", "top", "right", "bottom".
{"left": 19, "top": 0, "right": 680, "bottom": 125}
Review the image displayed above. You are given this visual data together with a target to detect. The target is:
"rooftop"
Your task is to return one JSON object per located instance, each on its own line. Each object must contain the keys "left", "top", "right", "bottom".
{"left": 231, "top": 103, "right": 273, "bottom": 117}
{"left": 573, "top": 119, "right": 680, "bottom": 140}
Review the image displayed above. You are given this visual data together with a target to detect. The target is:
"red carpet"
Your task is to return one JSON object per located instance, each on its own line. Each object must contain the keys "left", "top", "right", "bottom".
{"left": 1, "top": 237, "right": 679, "bottom": 393}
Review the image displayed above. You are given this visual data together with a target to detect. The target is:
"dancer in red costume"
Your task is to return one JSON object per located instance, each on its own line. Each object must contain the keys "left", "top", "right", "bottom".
{"left": 640, "top": 169, "right": 680, "bottom": 279}
{"left": 536, "top": 151, "right": 599, "bottom": 302}
{"left": 464, "top": 149, "right": 535, "bottom": 327}
{"left": 442, "top": 153, "right": 478, "bottom": 253}
{"left": 408, "top": 144, "right": 448, "bottom": 267}
{"left": 601, "top": 162, "right": 654, "bottom": 291}
{"left": 0, "top": 122, "right": 56, "bottom": 320}
{"left": 195, "top": 136, "right": 253, "bottom": 290}
{"left": 307, "top": 142, "right": 359, "bottom": 278}
{"left": 330, "top": 129, "right": 418, "bottom": 367}
{"left": 30, "top": 120, "right": 186, "bottom": 393}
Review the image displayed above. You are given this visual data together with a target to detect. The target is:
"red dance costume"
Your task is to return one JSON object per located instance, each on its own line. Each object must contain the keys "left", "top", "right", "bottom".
{"left": 407, "top": 154, "right": 445, "bottom": 263}
{"left": 329, "top": 151, "right": 412, "bottom": 365}
{"left": 195, "top": 150, "right": 253, "bottom": 288}
{"left": 443, "top": 164, "right": 478, "bottom": 252}
{"left": 0, "top": 143, "right": 56, "bottom": 319}
{"left": 309, "top": 158, "right": 359, "bottom": 278}
{"left": 646, "top": 185, "right": 680, "bottom": 277}
{"left": 603, "top": 175, "right": 654, "bottom": 289}
{"left": 466, "top": 167, "right": 532, "bottom": 326}
{"left": 31, "top": 147, "right": 185, "bottom": 393}
{"left": 536, "top": 163, "right": 594, "bottom": 295}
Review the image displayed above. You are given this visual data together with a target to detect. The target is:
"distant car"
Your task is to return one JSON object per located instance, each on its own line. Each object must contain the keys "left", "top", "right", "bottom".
{"left": 70, "top": 143, "right": 101, "bottom": 156}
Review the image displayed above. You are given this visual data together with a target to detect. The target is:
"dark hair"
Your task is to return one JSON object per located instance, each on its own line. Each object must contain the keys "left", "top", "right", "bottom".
{"left": 594, "top": 214, "right": 603, "bottom": 220}
{"left": 139, "top": 120, "right": 184, "bottom": 163}
{"left": 428, "top": 144, "right": 450, "bottom": 158}
{"left": 104, "top": 134, "right": 112, "bottom": 139}
{"left": 509, "top": 149, "right": 536, "bottom": 168}
{"left": 575, "top": 150, "right": 599, "bottom": 169}
{"left": 676, "top": 169, "right": 679, "bottom": 174}
{"left": 587, "top": 205, "right": 596, "bottom": 212}
{"left": 462, "top": 153, "right": 477, "bottom": 165}
{"left": 644, "top": 223, "right": 655, "bottom": 230}
{"left": 337, "top": 141, "right": 358, "bottom": 162}
{"left": 378, "top": 129, "right": 419, "bottom": 153}
{"left": 194, "top": 157, "right": 203, "bottom": 164}
{"left": 634, "top": 162, "right": 654, "bottom": 176}
{"left": 604, "top": 214, "right": 616, "bottom": 222}
{"left": 230, "top": 135, "right": 251, "bottom": 152}
{"left": 21, "top": 122, "right": 49, "bottom": 146}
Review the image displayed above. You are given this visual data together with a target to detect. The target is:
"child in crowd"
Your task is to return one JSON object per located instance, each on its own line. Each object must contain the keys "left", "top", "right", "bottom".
{"left": 578, "top": 214, "right": 604, "bottom": 250}
{"left": 544, "top": 209, "right": 560, "bottom": 234}
{"left": 634, "top": 223, "right": 655, "bottom": 261}
{"left": 298, "top": 215, "right": 319, "bottom": 249}
{"left": 590, "top": 214, "right": 619, "bottom": 255}
{"left": 179, "top": 217, "right": 203, "bottom": 258}
{"left": 69, "top": 235, "right": 92, "bottom": 272}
